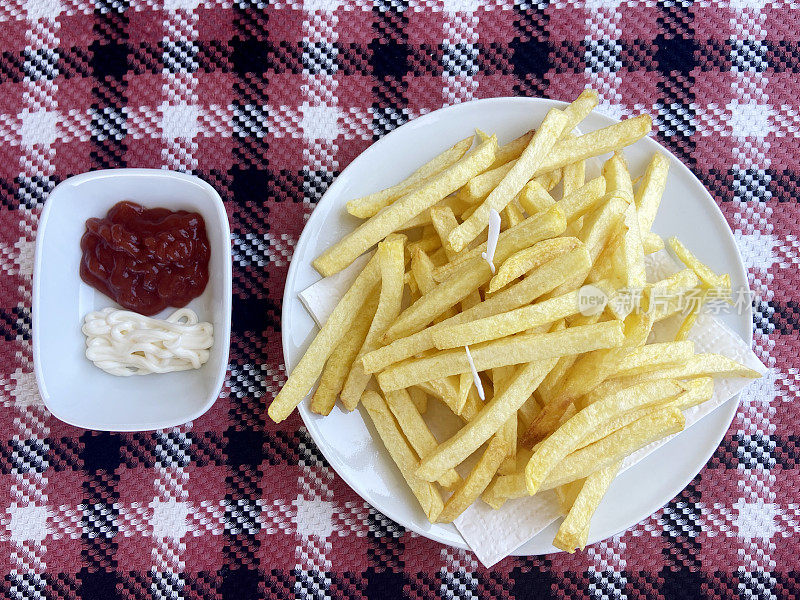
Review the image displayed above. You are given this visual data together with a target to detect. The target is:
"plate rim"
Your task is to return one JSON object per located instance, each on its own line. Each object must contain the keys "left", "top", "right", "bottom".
{"left": 281, "top": 96, "right": 752, "bottom": 554}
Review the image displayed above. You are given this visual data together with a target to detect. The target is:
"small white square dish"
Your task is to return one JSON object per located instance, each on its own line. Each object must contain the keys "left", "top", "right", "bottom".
{"left": 33, "top": 169, "right": 231, "bottom": 431}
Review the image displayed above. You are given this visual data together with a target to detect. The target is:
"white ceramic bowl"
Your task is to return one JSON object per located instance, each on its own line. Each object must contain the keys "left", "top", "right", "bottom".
{"left": 33, "top": 169, "right": 232, "bottom": 431}
{"left": 282, "top": 98, "right": 751, "bottom": 554}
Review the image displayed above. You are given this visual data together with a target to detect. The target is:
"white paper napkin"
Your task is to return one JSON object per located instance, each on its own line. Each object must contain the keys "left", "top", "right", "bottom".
{"left": 298, "top": 249, "right": 767, "bottom": 567}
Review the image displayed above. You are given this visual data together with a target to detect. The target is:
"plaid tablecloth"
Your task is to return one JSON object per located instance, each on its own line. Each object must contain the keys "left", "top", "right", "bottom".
{"left": 0, "top": 0, "right": 797, "bottom": 598}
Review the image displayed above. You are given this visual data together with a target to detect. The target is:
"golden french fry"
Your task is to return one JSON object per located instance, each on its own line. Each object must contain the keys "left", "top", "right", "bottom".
{"left": 310, "top": 293, "right": 379, "bottom": 415}
{"left": 534, "top": 169, "right": 562, "bottom": 192}
{"left": 361, "top": 245, "right": 591, "bottom": 373}
{"left": 675, "top": 305, "right": 700, "bottom": 341}
{"left": 489, "top": 238, "right": 581, "bottom": 293}
{"left": 466, "top": 161, "right": 512, "bottom": 203}
{"left": 409, "top": 386, "right": 429, "bottom": 414}
{"left": 484, "top": 407, "right": 685, "bottom": 507}
{"left": 433, "top": 205, "right": 566, "bottom": 283}
{"left": 518, "top": 393, "right": 542, "bottom": 432}
{"left": 635, "top": 153, "right": 669, "bottom": 233}
{"left": 448, "top": 109, "right": 569, "bottom": 253}
{"left": 561, "top": 89, "right": 600, "bottom": 133}
{"left": 429, "top": 205, "right": 482, "bottom": 310}
{"left": 361, "top": 390, "right": 444, "bottom": 522}
{"left": 437, "top": 416, "right": 514, "bottom": 523}
{"left": 432, "top": 290, "right": 581, "bottom": 349}
{"left": 604, "top": 154, "right": 646, "bottom": 290}
{"left": 503, "top": 201, "right": 525, "bottom": 228}
{"left": 410, "top": 247, "right": 437, "bottom": 295}
{"left": 577, "top": 377, "right": 713, "bottom": 449}
{"left": 556, "top": 479, "right": 585, "bottom": 514}
{"left": 517, "top": 179, "right": 555, "bottom": 215}
{"left": 314, "top": 135, "right": 497, "bottom": 277}
{"left": 406, "top": 233, "right": 440, "bottom": 257}
{"left": 643, "top": 268, "right": 699, "bottom": 317}
{"left": 347, "top": 136, "right": 474, "bottom": 218}
{"left": 579, "top": 194, "right": 629, "bottom": 263}
{"left": 385, "top": 389, "right": 461, "bottom": 489}
{"left": 489, "top": 129, "right": 536, "bottom": 169}
{"left": 341, "top": 236, "right": 405, "bottom": 410}
{"left": 268, "top": 254, "right": 380, "bottom": 422}
{"left": 383, "top": 207, "right": 566, "bottom": 342}
{"left": 559, "top": 177, "right": 608, "bottom": 224}
{"left": 642, "top": 232, "right": 664, "bottom": 254}
{"left": 562, "top": 160, "right": 586, "bottom": 198}
{"left": 611, "top": 341, "right": 695, "bottom": 378}
{"left": 542, "top": 407, "right": 685, "bottom": 491}
{"left": 553, "top": 461, "right": 621, "bottom": 553}
{"left": 416, "top": 358, "right": 558, "bottom": 482}
{"left": 378, "top": 320, "right": 625, "bottom": 393}
{"left": 670, "top": 376, "right": 714, "bottom": 410}
{"left": 582, "top": 354, "right": 761, "bottom": 407}
{"left": 545, "top": 115, "right": 652, "bottom": 174}
{"left": 524, "top": 379, "right": 682, "bottom": 494}
{"left": 668, "top": 237, "right": 732, "bottom": 291}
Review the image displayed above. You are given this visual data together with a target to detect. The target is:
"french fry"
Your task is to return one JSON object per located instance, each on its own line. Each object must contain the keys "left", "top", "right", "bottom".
{"left": 378, "top": 321, "right": 625, "bottom": 393}
{"left": 362, "top": 245, "right": 591, "bottom": 373}
{"left": 489, "top": 237, "right": 581, "bottom": 293}
{"left": 642, "top": 232, "right": 664, "bottom": 254}
{"left": 341, "top": 235, "right": 405, "bottom": 410}
{"left": 559, "top": 177, "right": 608, "bottom": 224}
{"left": 604, "top": 153, "right": 646, "bottom": 290}
{"left": 313, "top": 135, "right": 498, "bottom": 277}
{"left": 385, "top": 389, "right": 461, "bottom": 489}
{"left": 347, "top": 136, "right": 474, "bottom": 218}
{"left": 517, "top": 179, "right": 555, "bottom": 216}
{"left": 561, "top": 89, "right": 600, "bottom": 133}
{"left": 479, "top": 114, "right": 650, "bottom": 212}
{"left": 581, "top": 354, "right": 760, "bottom": 407}
{"left": 409, "top": 386, "right": 429, "bottom": 414}
{"left": 576, "top": 377, "right": 713, "bottom": 449}
{"left": 432, "top": 290, "right": 582, "bottom": 349}
{"left": 268, "top": 253, "right": 380, "bottom": 422}
{"left": 553, "top": 461, "right": 621, "bottom": 553}
{"left": 433, "top": 205, "right": 567, "bottom": 283}
{"left": 675, "top": 305, "right": 700, "bottom": 341}
{"left": 503, "top": 201, "right": 525, "bottom": 228}
{"left": 437, "top": 416, "right": 514, "bottom": 523}
{"left": 525, "top": 379, "right": 682, "bottom": 494}
{"left": 483, "top": 407, "right": 685, "bottom": 507}
{"left": 562, "top": 160, "right": 586, "bottom": 198}
{"left": 410, "top": 247, "right": 437, "bottom": 295}
{"left": 361, "top": 390, "right": 444, "bottom": 522}
{"left": 310, "top": 293, "right": 380, "bottom": 415}
{"left": 542, "top": 407, "right": 685, "bottom": 491}
{"left": 383, "top": 207, "right": 566, "bottom": 342}
{"left": 488, "top": 129, "right": 536, "bottom": 169}
{"left": 464, "top": 161, "right": 514, "bottom": 202}
{"left": 611, "top": 341, "right": 695, "bottom": 379}
{"left": 448, "top": 109, "right": 569, "bottom": 253}
{"left": 668, "top": 237, "right": 732, "bottom": 291}
{"left": 416, "top": 358, "right": 559, "bottom": 482}
{"left": 534, "top": 169, "right": 562, "bottom": 192}
{"left": 579, "top": 194, "right": 630, "bottom": 264}
{"left": 635, "top": 153, "right": 669, "bottom": 233}
{"left": 429, "top": 205, "right": 482, "bottom": 310}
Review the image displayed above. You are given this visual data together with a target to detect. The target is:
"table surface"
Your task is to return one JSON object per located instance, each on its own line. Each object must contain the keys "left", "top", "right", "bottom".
{"left": 0, "top": 1, "right": 797, "bottom": 599}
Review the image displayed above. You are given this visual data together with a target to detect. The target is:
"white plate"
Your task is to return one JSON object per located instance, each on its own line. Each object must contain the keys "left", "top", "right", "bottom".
{"left": 282, "top": 98, "right": 751, "bottom": 554}
{"left": 33, "top": 169, "right": 232, "bottom": 432}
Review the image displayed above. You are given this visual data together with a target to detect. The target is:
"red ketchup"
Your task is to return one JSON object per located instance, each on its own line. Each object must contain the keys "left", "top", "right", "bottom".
{"left": 80, "top": 201, "right": 210, "bottom": 316}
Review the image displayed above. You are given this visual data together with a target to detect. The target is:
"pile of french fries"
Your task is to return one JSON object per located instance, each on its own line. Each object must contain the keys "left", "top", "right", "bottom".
{"left": 269, "top": 89, "right": 761, "bottom": 553}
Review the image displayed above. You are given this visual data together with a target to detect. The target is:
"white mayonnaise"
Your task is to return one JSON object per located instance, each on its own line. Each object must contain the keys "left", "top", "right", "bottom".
{"left": 82, "top": 307, "right": 213, "bottom": 376}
